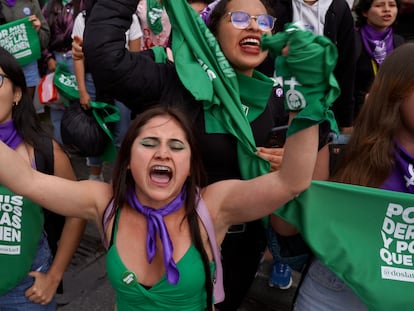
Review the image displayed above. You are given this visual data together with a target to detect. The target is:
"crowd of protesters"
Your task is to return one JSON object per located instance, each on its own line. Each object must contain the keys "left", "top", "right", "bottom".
{"left": 0, "top": 0, "right": 413, "bottom": 310}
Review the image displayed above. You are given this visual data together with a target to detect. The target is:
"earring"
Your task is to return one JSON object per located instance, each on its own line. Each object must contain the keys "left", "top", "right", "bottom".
{"left": 13, "top": 101, "right": 19, "bottom": 107}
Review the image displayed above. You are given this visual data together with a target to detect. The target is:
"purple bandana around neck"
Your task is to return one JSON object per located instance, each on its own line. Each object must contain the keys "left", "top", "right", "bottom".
{"left": 0, "top": 120, "right": 23, "bottom": 150}
{"left": 126, "top": 185, "right": 187, "bottom": 285}
{"left": 5, "top": 0, "right": 16, "bottom": 7}
{"left": 381, "top": 142, "right": 414, "bottom": 194}
{"left": 360, "top": 24, "right": 393, "bottom": 65}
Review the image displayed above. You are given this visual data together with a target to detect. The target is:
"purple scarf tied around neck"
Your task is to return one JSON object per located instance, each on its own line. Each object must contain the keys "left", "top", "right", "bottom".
{"left": 0, "top": 120, "right": 23, "bottom": 150}
{"left": 126, "top": 186, "right": 187, "bottom": 285}
{"left": 360, "top": 24, "right": 394, "bottom": 65}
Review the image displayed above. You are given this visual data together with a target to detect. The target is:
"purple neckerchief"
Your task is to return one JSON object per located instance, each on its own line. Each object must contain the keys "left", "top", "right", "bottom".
{"left": 199, "top": 0, "right": 221, "bottom": 25}
{"left": 0, "top": 120, "right": 23, "bottom": 150}
{"left": 126, "top": 186, "right": 187, "bottom": 285}
{"left": 380, "top": 142, "right": 414, "bottom": 194}
{"left": 360, "top": 24, "right": 393, "bottom": 65}
{"left": 4, "top": 0, "right": 16, "bottom": 7}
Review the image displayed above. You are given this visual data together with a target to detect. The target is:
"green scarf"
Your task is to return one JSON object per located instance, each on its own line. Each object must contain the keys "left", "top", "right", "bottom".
{"left": 277, "top": 180, "right": 414, "bottom": 311}
{"left": 261, "top": 23, "right": 339, "bottom": 136}
{"left": 146, "top": 0, "right": 164, "bottom": 35}
{"left": 89, "top": 101, "right": 120, "bottom": 162}
{"left": 163, "top": 0, "right": 270, "bottom": 179}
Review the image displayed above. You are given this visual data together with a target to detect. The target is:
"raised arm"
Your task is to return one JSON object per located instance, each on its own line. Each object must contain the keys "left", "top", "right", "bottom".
{"left": 205, "top": 117, "right": 319, "bottom": 235}
{"left": 83, "top": 0, "right": 176, "bottom": 108}
{"left": 0, "top": 140, "right": 111, "bottom": 224}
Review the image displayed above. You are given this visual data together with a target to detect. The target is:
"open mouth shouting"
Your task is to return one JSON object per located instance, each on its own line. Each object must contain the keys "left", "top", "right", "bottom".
{"left": 150, "top": 165, "right": 173, "bottom": 186}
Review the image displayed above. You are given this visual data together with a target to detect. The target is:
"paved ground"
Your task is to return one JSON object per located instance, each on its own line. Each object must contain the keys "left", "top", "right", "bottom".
{"left": 54, "top": 154, "right": 300, "bottom": 311}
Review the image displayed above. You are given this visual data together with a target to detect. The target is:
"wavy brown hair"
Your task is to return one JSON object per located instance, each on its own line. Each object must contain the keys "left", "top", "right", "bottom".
{"left": 332, "top": 43, "right": 414, "bottom": 187}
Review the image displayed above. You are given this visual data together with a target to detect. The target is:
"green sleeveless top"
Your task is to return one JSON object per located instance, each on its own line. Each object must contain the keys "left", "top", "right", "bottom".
{"left": 0, "top": 185, "right": 44, "bottom": 295}
{"left": 106, "top": 208, "right": 215, "bottom": 311}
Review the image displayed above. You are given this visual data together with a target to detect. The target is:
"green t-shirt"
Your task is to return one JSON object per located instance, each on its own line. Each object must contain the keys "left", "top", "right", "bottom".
{"left": 0, "top": 185, "right": 44, "bottom": 294}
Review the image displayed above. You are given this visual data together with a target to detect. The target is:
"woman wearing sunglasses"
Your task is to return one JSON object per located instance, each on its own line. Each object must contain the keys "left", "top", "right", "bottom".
{"left": 81, "top": 0, "right": 332, "bottom": 310}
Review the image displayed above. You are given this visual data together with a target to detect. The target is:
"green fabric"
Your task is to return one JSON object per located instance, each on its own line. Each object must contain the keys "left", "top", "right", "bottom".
{"left": 106, "top": 209, "right": 209, "bottom": 310}
{"left": 261, "top": 23, "right": 339, "bottom": 137}
{"left": 146, "top": 0, "right": 164, "bottom": 35}
{"left": 0, "top": 186, "right": 44, "bottom": 295}
{"left": 276, "top": 180, "right": 414, "bottom": 311}
{"left": 89, "top": 101, "right": 120, "bottom": 162}
{"left": 54, "top": 62, "right": 79, "bottom": 104}
{"left": 151, "top": 46, "right": 168, "bottom": 63}
{"left": 0, "top": 17, "right": 41, "bottom": 66}
{"left": 163, "top": 0, "right": 270, "bottom": 179}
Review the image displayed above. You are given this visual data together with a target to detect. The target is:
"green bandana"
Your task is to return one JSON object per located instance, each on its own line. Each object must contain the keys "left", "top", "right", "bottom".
{"left": 89, "top": 101, "right": 120, "bottom": 162}
{"left": 146, "top": 0, "right": 164, "bottom": 35}
{"left": 163, "top": 0, "right": 270, "bottom": 179}
{"left": 238, "top": 71, "right": 274, "bottom": 123}
{"left": 261, "top": 23, "right": 339, "bottom": 137}
{"left": 54, "top": 62, "right": 79, "bottom": 106}
{"left": 277, "top": 181, "right": 414, "bottom": 311}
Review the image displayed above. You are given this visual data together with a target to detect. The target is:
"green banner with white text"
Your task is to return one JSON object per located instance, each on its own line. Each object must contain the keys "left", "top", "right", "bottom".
{"left": 0, "top": 18, "right": 41, "bottom": 66}
{"left": 277, "top": 180, "right": 414, "bottom": 310}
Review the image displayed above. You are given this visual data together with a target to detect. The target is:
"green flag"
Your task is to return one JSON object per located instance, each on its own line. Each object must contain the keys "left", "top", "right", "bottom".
{"left": 90, "top": 101, "right": 120, "bottom": 162}
{"left": 0, "top": 17, "right": 41, "bottom": 66}
{"left": 261, "top": 23, "right": 339, "bottom": 137}
{"left": 277, "top": 180, "right": 414, "bottom": 310}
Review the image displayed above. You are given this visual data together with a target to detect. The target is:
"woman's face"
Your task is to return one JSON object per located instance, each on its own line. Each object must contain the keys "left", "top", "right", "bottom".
{"left": 364, "top": 0, "right": 398, "bottom": 31}
{"left": 215, "top": 0, "right": 272, "bottom": 76}
{"left": 129, "top": 115, "right": 191, "bottom": 208}
{"left": 0, "top": 68, "right": 19, "bottom": 124}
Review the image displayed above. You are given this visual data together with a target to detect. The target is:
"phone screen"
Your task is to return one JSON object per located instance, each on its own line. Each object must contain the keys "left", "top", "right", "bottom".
{"left": 265, "top": 125, "right": 288, "bottom": 148}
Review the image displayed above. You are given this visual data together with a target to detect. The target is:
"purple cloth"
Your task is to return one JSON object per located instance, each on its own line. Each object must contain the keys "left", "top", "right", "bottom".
{"left": 4, "top": 0, "right": 16, "bottom": 7}
{"left": 199, "top": 0, "right": 221, "bottom": 25}
{"left": 381, "top": 142, "right": 414, "bottom": 193}
{"left": 0, "top": 120, "right": 23, "bottom": 150}
{"left": 360, "top": 24, "right": 394, "bottom": 65}
{"left": 126, "top": 186, "right": 187, "bottom": 285}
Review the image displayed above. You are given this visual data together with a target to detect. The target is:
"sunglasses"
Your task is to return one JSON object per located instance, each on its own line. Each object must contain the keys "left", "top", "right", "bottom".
{"left": 0, "top": 73, "right": 8, "bottom": 88}
{"left": 227, "top": 11, "right": 276, "bottom": 32}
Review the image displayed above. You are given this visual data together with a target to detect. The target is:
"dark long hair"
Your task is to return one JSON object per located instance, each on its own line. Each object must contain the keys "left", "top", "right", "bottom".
{"left": 105, "top": 106, "right": 213, "bottom": 310}
{"left": 0, "top": 47, "right": 52, "bottom": 155}
{"left": 333, "top": 43, "right": 414, "bottom": 187}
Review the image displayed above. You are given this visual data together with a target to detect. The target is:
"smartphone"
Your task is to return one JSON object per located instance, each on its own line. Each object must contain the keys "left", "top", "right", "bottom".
{"left": 265, "top": 125, "right": 288, "bottom": 148}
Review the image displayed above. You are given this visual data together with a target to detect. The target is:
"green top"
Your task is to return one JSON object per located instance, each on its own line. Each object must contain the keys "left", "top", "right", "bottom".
{"left": 0, "top": 185, "right": 44, "bottom": 295}
{"left": 106, "top": 208, "right": 215, "bottom": 310}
